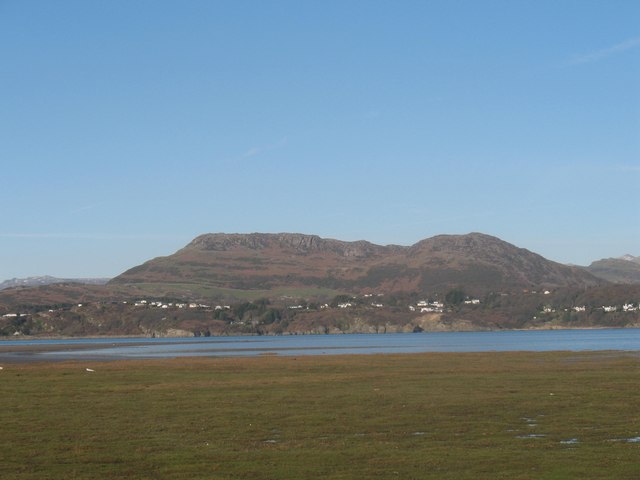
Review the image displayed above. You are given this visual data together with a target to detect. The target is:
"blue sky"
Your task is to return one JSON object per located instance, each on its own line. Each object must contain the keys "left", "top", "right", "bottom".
{"left": 1, "top": 0, "right": 639, "bottom": 278}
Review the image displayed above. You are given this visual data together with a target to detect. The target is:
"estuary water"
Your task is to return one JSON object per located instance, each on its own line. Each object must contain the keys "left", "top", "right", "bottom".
{"left": 1, "top": 328, "right": 639, "bottom": 362}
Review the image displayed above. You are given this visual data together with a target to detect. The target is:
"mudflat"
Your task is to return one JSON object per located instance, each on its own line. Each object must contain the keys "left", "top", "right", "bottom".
{"left": 0, "top": 340, "right": 175, "bottom": 362}
{"left": 0, "top": 351, "right": 638, "bottom": 479}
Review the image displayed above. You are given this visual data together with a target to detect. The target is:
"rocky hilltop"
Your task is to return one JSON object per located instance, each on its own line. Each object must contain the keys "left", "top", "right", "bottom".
{"left": 187, "top": 233, "right": 391, "bottom": 257}
{"left": 111, "top": 232, "right": 601, "bottom": 297}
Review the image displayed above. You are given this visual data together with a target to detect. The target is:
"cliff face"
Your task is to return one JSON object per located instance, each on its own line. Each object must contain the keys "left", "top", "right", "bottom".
{"left": 110, "top": 232, "right": 603, "bottom": 296}
{"left": 186, "top": 233, "right": 388, "bottom": 258}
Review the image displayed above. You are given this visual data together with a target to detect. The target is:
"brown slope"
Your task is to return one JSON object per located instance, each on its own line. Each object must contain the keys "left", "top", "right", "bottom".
{"left": 110, "top": 232, "right": 603, "bottom": 297}
{"left": 405, "top": 233, "right": 601, "bottom": 294}
{"left": 0, "top": 284, "right": 118, "bottom": 309}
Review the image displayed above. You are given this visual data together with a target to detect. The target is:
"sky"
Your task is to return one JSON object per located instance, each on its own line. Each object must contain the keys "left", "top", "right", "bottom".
{"left": 1, "top": 0, "right": 639, "bottom": 279}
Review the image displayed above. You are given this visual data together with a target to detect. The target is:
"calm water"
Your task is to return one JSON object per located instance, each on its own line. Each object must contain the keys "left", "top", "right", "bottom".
{"left": 2, "top": 328, "right": 639, "bottom": 362}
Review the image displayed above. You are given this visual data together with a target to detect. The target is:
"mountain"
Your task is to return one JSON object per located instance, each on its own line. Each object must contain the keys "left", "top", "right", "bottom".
{"left": 0, "top": 276, "right": 110, "bottom": 291}
{"left": 586, "top": 255, "right": 640, "bottom": 284}
{"left": 3, "top": 233, "right": 636, "bottom": 338}
{"left": 110, "top": 232, "right": 602, "bottom": 298}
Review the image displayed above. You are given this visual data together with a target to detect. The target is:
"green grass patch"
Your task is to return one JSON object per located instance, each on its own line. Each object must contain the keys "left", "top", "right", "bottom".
{"left": 0, "top": 352, "right": 638, "bottom": 479}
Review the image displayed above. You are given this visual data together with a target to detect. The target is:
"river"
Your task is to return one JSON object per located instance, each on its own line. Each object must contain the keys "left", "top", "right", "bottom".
{"left": 1, "top": 328, "right": 639, "bottom": 362}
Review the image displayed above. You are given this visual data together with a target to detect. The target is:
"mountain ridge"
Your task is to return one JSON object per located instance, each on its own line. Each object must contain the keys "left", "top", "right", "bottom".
{"left": 184, "top": 232, "right": 394, "bottom": 257}
{"left": 111, "top": 232, "right": 602, "bottom": 296}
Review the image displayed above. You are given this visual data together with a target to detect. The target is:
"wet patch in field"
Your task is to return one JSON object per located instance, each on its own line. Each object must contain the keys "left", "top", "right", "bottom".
{"left": 560, "top": 438, "right": 579, "bottom": 445}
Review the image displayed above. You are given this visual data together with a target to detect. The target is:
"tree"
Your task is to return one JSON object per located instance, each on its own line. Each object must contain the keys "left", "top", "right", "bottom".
{"left": 445, "top": 288, "right": 466, "bottom": 306}
{"left": 261, "top": 309, "right": 281, "bottom": 325}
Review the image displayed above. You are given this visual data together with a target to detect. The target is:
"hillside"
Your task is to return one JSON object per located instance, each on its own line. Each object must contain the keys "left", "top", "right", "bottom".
{"left": 2, "top": 283, "right": 638, "bottom": 338}
{"left": 0, "top": 283, "right": 121, "bottom": 309}
{"left": 111, "top": 232, "right": 602, "bottom": 299}
{"left": 586, "top": 255, "right": 640, "bottom": 284}
{"left": 0, "top": 276, "right": 110, "bottom": 291}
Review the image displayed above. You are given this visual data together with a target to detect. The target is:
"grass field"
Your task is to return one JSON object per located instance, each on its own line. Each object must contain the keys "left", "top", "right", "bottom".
{"left": 0, "top": 351, "right": 638, "bottom": 479}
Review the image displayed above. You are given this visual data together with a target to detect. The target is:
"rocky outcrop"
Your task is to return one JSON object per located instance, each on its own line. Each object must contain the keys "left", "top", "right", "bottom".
{"left": 185, "top": 233, "right": 387, "bottom": 258}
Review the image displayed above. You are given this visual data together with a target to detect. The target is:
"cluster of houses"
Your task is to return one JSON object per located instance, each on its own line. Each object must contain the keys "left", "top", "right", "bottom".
{"left": 333, "top": 301, "right": 384, "bottom": 308}
{"left": 541, "top": 303, "right": 639, "bottom": 314}
{"left": 291, "top": 296, "right": 453, "bottom": 312}
{"left": 409, "top": 300, "right": 445, "bottom": 313}
{"left": 408, "top": 298, "right": 480, "bottom": 313}
{"left": 132, "top": 300, "right": 231, "bottom": 311}
{"left": 291, "top": 294, "right": 638, "bottom": 316}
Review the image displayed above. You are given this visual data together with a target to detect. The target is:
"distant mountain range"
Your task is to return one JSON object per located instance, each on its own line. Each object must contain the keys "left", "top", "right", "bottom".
{"left": 0, "top": 276, "right": 110, "bottom": 291}
{"left": 585, "top": 255, "right": 640, "bottom": 284}
{"left": 110, "top": 232, "right": 603, "bottom": 297}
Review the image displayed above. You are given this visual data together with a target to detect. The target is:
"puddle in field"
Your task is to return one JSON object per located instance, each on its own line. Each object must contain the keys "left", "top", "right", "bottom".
{"left": 608, "top": 436, "right": 640, "bottom": 443}
{"left": 513, "top": 415, "right": 546, "bottom": 438}
{"left": 411, "top": 432, "right": 426, "bottom": 436}
{"left": 560, "top": 438, "right": 579, "bottom": 445}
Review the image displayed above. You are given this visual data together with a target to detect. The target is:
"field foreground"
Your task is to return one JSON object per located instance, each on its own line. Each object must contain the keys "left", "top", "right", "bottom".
{"left": 0, "top": 352, "right": 638, "bottom": 479}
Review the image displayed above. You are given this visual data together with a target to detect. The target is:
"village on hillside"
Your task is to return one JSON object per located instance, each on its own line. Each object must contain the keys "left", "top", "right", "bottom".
{"left": 1, "top": 287, "right": 639, "bottom": 337}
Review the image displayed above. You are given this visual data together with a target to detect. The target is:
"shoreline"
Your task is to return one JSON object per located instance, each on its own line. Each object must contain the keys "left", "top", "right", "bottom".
{"left": 1, "top": 323, "right": 637, "bottom": 344}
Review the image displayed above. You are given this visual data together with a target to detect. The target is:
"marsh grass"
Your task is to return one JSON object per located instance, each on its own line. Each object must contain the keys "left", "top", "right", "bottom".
{"left": 0, "top": 352, "right": 638, "bottom": 479}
